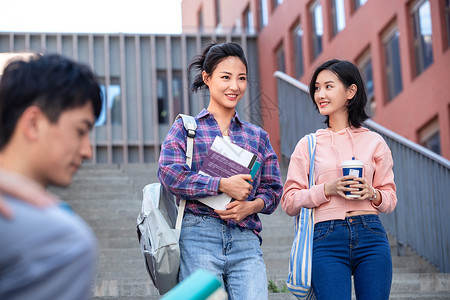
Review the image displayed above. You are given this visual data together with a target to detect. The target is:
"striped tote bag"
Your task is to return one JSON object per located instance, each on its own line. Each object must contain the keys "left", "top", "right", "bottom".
{"left": 286, "top": 133, "right": 317, "bottom": 300}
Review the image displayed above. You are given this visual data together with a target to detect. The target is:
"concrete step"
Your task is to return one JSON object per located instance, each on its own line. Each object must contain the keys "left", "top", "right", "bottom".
{"left": 268, "top": 274, "right": 450, "bottom": 299}
{"left": 91, "top": 274, "right": 450, "bottom": 299}
{"left": 49, "top": 164, "right": 449, "bottom": 300}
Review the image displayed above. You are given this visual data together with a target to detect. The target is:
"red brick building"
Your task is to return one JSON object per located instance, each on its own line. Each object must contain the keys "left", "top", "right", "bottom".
{"left": 182, "top": 0, "right": 450, "bottom": 160}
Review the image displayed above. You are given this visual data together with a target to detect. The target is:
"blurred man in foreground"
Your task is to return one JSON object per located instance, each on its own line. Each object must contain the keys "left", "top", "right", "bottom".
{"left": 0, "top": 54, "right": 102, "bottom": 299}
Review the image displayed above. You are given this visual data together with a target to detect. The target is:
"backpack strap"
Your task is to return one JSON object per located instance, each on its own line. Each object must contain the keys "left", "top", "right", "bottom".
{"left": 174, "top": 114, "right": 197, "bottom": 231}
{"left": 177, "top": 114, "right": 197, "bottom": 168}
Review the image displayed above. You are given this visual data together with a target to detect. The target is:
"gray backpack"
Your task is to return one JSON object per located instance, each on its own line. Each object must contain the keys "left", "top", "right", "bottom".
{"left": 136, "top": 114, "right": 196, "bottom": 295}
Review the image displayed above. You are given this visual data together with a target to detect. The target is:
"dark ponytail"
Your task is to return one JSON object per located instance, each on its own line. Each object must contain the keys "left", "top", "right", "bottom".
{"left": 188, "top": 42, "right": 248, "bottom": 93}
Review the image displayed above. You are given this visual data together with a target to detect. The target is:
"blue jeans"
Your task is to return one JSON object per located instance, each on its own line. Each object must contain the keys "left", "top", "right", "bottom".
{"left": 179, "top": 213, "right": 268, "bottom": 300}
{"left": 312, "top": 214, "right": 392, "bottom": 300}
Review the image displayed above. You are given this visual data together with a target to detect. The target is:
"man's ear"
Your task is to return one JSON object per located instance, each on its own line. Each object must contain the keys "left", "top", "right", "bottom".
{"left": 202, "top": 70, "right": 209, "bottom": 86}
{"left": 19, "top": 106, "right": 46, "bottom": 142}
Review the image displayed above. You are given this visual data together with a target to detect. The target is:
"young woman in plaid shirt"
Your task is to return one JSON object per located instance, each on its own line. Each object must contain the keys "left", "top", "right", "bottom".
{"left": 158, "top": 42, "right": 283, "bottom": 300}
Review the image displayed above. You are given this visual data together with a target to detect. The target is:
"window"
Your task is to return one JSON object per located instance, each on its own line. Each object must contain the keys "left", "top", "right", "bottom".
{"left": 95, "top": 78, "right": 121, "bottom": 126}
{"left": 331, "top": 0, "right": 346, "bottom": 36}
{"left": 157, "top": 76, "right": 168, "bottom": 124}
{"left": 215, "top": 0, "right": 221, "bottom": 27}
{"left": 276, "top": 44, "right": 285, "bottom": 73}
{"left": 357, "top": 52, "right": 375, "bottom": 115}
{"left": 354, "top": 0, "right": 368, "bottom": 11}
{"left": 243, "top": 5, "right": 255, "bottom": 34}
{"left": 198, "top": 7, "right": 204, "bottom": 33}
{"left": 259, "top": 0, "right": 269, "bottom": 30}
{"left": 310, "top": 1, "right": 323, "bottom": 60}
{"left": 446, "top": 0, "right": 450, "bottom": 47}
{"left": 418, "top": 117, "right": 441, "bottom": 155}
{"left": 273, "top": 0, "right": 283, "bottom": 10}
{"left": 157, "top": 74, "right": 184, "bottom": 125}
{"left": 292, "top": 23, "right": 305, "bottom": 78}
{"left": 411, "top": 0, "right": 433, "bottom": 75}
{"left": 383, "top": 27, "right": 403, "bottom": 101}
{"left": 172, "top": 75, "right": 184, "bottom": 119}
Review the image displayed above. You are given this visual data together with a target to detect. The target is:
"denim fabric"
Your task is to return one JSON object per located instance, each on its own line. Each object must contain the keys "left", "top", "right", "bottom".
{"left": 179, "top": 213, "right": 268, "bottom": 300}
{"left": 311, "top": 214, "right": 392, "bottom": 300}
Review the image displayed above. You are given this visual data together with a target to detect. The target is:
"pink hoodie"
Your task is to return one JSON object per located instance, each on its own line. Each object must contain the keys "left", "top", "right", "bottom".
{"left": 281, "top": 127, "right": 397, "bottom": 224}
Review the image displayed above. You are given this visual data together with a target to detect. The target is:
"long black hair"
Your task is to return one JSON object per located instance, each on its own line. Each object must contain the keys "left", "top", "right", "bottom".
{"left": 308, "top": 59, "right": 369, "bottom": 128}
{"left": 188, "top": 42, "right": 248, "bottom": 93}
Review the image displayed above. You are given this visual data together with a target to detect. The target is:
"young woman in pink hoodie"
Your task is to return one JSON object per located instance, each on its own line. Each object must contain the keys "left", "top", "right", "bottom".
{"left": 281, "top": 59, "right": 397, "bottom": 299}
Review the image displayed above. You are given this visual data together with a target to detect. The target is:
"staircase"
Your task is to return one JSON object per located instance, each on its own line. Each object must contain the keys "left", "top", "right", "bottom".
{"left": 49, "top": 164, "right": 450, "bottom": 300}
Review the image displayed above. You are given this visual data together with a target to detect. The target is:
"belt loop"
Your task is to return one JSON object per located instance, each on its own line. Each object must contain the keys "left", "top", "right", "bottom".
{"left": 329, "top": 220, "right": 335, "bottom": 231}
{"left": 360, "top": 215, "right": 368, "bottom": 227}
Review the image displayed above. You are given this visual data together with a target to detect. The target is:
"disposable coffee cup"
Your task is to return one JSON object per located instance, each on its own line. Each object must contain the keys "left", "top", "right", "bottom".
{"left": 341, "top": 159, "right": 364, "bottom": 198}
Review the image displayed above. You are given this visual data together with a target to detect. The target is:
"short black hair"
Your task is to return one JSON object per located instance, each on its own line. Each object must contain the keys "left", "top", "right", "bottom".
{"left": 308, "top": 59, "right": 369, "bottom": 128}
{"left": 0, "top": 54, "right": 102, "bottom": 149}
{"left": 188, "top": 42, "right": 248, "bottom": 93}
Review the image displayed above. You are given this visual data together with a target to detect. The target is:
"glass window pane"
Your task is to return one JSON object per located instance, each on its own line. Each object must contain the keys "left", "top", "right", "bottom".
{"left": 424, "top": 132, "right": 441, "bottom": 155}
{"left": 384, "top": 30, "right": 403, "bottom": 101}
{"left": 276, "top": 45, "right": 285, "bottom": 73}
{"left": 215, "top": 0, "right": 221, "bottom": 26}
{"left": 419, "top": 1, "right": 433, "bottom": 69}
{"left": 355, "top": 0, "right": 368, "bottom": 10}
{"left": 95, "top": 83, "right": 121, "bottom": 127}
{"left": 259, "top": 0, "right": 268, "bottom": 30}
{"left": 311, "top": 2, "right": 323, "bottom": 59}
{"left": 273, "top": 0, "right": 283, "bottom": 9}
{"left": 362, "top": 59, "right": 374, "bottom": 99}
{"left": 157, "top": 77, "right": 168, "bottom": 124}
{"left": 333, "top": 0, "right": 346, "bottom": 35}
{"left": 314, "top": 5, "right": 324, "bottom": 36}
{"left": 244, "top": 6, "right": 255, "bottom": 34}
{"left": 292, "top": 24, "right": 304, "bottom": 78}
{"left": 391, "top": 32, "right": 403, "bottom": 97}
{"left": 412, "top": 0, "right": 433, "bottom": 75}
{"left": 446, "top": 0, "right": 450, "bottom": 47}
{"left": 198, "top": 8, "right": 203, "bottom": 32}
{"left": 172, "top": 77, "right": 184, "bottom": 117}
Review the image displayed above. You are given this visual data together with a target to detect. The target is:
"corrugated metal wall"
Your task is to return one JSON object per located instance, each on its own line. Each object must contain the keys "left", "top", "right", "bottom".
{"left": 0, "top": 32, "right": 260, "bottom": 164}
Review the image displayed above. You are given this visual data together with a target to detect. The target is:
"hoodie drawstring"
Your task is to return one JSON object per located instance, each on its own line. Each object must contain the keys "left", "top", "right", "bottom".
{"left": 346, "top": 127, "right": 357, "bottom": 160}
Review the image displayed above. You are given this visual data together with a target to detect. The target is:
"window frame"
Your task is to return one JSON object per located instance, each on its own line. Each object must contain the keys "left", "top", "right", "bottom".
{"left": 275, "top": 42, "right": 286, "bottom": 73}
{"left": 382, "top": 25, "right": 403, "bottom": 102}
{"left": 444, "top": 0, "right": 450, "bottom": 48}
{"left": 354, "top": 0, "right": 368, "bottom": 12}
{"left": 197, "top": 6, "right": 204, "bottom": 33}
{"left": 243, "top": 5, "right": 255, "bottom": 34}
{"left": 410, "top": 0, "right": 434, "bottom": 76}
{"left": 96, "top": 77, "right": 122, "bottom": 127}
{"left": 357, "top": 50, "right": 375, "bottom": 115}
{"left": 215, "top": 0, "right": 221, "bottom": 28}
{"left": 272, "top": 0, "right": 283, "bottom": 11}
{"left": 258, "top": 0, "right": 269, "bottom": 30}
{"left": 310, "top": 0, "right": 323, "bottom": 60}
{"left": 418, "top": 116, "right": 441, "bottom": 155}
{"left": 291, "top": 21, "right": 305, "bottom": 78}
{"left": 331, "top": 0, "right": 346, "bottom": 37}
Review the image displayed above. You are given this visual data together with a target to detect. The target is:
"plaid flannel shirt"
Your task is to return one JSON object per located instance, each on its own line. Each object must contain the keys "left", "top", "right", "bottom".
{"left": 158, "top": 109, "right": 283, "bottom": 237}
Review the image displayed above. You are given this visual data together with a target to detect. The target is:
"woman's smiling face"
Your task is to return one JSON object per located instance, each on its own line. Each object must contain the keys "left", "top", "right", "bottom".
{"left": 314, "top": 69, "right": 355, "bottom": 119}
{"left": 203, "top": 56, "right": 247, "bottom": 112}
